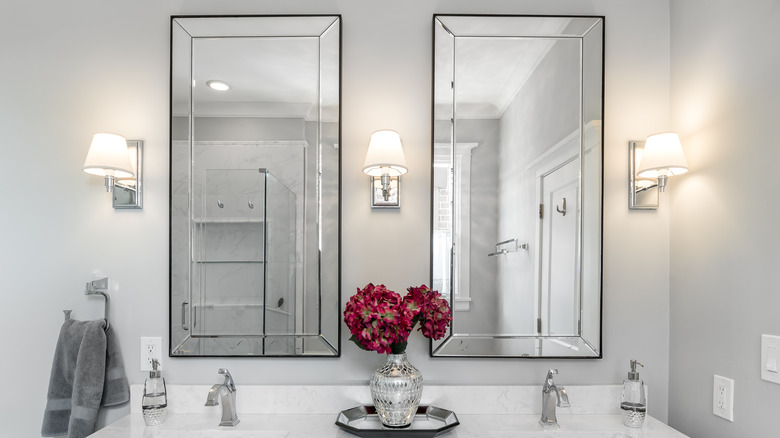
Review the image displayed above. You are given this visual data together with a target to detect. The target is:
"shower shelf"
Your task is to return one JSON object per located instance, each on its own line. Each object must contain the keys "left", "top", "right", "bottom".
{"left": 194, "top": 260, "right": 265, "bottom": 264}
{"left": 193, "top": 217, "right": 265, "bottom": 224}
{"left": 194, "top": 302, "right": 292, "bottom": 317}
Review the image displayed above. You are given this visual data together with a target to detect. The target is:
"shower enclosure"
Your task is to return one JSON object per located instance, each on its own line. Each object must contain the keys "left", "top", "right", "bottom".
{"left": 190, "top": 169, "right": 296, "bottom": 348}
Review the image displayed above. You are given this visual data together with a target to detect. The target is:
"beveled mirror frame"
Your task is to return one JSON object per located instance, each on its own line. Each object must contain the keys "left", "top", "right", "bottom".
{"left": 430, "top": 14, "right": 604, "bottom": 358}
{"left": 169, "top": 15, "right": 341, "bottom": 357}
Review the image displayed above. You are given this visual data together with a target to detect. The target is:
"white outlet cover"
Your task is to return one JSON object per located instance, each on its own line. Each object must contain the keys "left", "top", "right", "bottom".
{"left": 713, "top": 375, "right": 734, "bottom": 422}
{"left": 761, "top": 334, "right": 780, "bottom": 384}
{"left": 140, "top": 337, "right": 163, "bottom": 372}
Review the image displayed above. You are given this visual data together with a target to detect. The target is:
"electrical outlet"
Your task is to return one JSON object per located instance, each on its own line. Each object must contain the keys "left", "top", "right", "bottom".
{"left": 713, "top": 375, "right": 734, "bottom": 422}
{"left": 140, "top": 337, "right": 162, "bottom": 372}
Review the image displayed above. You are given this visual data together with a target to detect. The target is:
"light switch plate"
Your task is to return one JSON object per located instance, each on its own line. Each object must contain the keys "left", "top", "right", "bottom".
{"left": 761, "top": 334, "right": 780, "bottom": 384}
{"left": 713, "top": 375, "right": 734, "bottom": 422}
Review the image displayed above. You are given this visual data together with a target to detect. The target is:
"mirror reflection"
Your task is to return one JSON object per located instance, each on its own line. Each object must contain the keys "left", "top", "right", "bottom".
{"left": 431, "top": 15, "right": 603, "bottom": 358}
{"left": 170, "top": 15, "right": 341, "bottom": 357}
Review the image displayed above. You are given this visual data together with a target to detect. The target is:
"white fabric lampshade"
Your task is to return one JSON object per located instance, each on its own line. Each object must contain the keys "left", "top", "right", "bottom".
{"left": 362, "top": 130, "right": 408, "bottom": 177}
{"left": 83, "top": 133, "right": 134, "bottom": 178}
{"left": 637, "top": 132, "right": 689, "bottom": 178}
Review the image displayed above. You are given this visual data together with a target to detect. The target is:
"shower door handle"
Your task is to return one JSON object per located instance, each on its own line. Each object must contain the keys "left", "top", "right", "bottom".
{"left": 182, "top": 300, "right": 189, "bottom": 331}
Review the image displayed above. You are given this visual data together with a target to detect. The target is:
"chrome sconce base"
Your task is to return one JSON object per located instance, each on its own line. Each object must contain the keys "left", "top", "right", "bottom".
{"left": 628, "top": 140, "right": 659, "bottom": 210}
{"left": 113, "top": 140, "right": 143, "bottom": 209}
{"left": 369, "top": 175, "right": 400, "bottom": 208}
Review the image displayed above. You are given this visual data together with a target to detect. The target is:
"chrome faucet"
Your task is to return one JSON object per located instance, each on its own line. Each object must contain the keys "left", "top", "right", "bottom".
{"left": 205, "top": 368, "right": 240, "bottom": 426}
{"left": 539, "top": 369, "right": 570, "bottom": 429}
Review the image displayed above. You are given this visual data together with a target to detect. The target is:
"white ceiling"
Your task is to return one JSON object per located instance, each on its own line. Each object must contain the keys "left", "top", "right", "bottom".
{"left": 434, "top": 17, "right": 572, "bottom": 120}
{"left": 173, "top": 36, "right": 339, "bottom": 122}
{"left": 454, "top": 37, "right": 557, "bottom": 119}
{"left": 190, "top": 37, "right": 319, "bottom": 119}
{"left": 171, "top": 16, "right": 340, "bottom": 121}
{"left": 175, "top": 17, "right": 576, "bottom": 122}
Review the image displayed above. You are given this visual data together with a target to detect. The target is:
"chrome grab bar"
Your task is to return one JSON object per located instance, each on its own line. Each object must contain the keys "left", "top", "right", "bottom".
{"left": 488, "top": 238, "right": 528, "bottom": 257}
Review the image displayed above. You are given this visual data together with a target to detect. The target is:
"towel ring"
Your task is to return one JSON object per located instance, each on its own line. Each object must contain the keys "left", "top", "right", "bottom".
{"left": 81, "top": 278, "right": 111, "bottom": 330}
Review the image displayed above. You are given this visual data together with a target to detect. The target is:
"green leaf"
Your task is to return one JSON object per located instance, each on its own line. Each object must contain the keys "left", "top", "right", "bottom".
{"left": 349, "top": 335, "right": 371, "bottom": 351}
{"left": 390, "top": 341, "right": 407, "bottom": 355}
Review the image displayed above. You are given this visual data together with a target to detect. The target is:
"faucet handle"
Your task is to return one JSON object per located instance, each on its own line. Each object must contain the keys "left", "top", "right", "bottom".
{"left": 542, "top": 369, "right": 559, "bottom": 392}
{"left": 219, "top": 368, "right": 236, "bottom": 391}
{"left": 556, "top": 386, "right": 571, "bottom": 408}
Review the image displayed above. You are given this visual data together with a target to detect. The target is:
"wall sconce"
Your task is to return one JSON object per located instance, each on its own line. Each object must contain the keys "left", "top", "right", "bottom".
{"left": 629, "top": 132, "right": 688, "bottom": 210}
{"left": 363, "top": 130, "right": 407, "bottom": 208}
{"left": 83, "top": 133, "right": 143, "bottom": 209}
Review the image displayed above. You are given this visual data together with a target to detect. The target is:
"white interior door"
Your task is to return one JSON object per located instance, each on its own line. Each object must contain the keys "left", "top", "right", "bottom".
{"left": 538, "top": 158, "right": 580, "bottom": 336}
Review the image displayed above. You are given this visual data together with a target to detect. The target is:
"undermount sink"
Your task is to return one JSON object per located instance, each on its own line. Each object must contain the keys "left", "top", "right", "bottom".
{"left": 487, "top": 432, "right": 632, "bottom": 438}
{"left": 476, "top": 414, "right": 640, "bottom": 438}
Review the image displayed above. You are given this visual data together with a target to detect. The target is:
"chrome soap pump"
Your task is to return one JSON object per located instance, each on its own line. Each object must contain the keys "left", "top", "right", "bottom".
{"left": 620, "top": 359, "right": 646, "bottom": 428}
{"left": 142, "top": 358, "right": 168, "bottom": 426}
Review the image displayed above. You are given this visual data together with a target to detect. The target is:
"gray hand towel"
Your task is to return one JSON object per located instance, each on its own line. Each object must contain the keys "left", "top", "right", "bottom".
{"left": 41, "top": 319, "right": 130, "bottom": 438}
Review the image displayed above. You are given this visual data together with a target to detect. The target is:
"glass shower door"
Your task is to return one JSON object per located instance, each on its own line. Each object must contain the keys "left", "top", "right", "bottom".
{"left": 263, "top": 172, "right": 297, "bottom": 355}
{"left": 188, "top": 168, "right": 297, "bottom": 355}
{"left": 192, "top": 169, "right": 266, "bottom": 339}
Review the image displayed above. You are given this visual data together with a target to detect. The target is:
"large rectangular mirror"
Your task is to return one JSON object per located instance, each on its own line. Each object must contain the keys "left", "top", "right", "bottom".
{"left": 170, "top": 15, "right": 341, "bottom": 357}
{"left": 431, "top": 15, "right": 603, "bottom": 358}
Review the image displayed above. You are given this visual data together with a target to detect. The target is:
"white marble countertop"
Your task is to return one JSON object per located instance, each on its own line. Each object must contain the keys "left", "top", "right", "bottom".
{"left": 87, "top": 385, "right": 688, "bottom": 438}
{"left": 90, "top": 413, "right": 686, "bottom": 438}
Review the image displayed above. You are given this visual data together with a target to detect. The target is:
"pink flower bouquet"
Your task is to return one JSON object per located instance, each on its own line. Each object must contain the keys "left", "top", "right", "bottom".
{"left": 344, "top": 283, "right": 452, "bottom": 354}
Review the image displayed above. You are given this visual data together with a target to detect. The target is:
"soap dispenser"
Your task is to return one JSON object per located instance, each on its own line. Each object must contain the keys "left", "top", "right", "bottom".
{"left": 620, "top": 360, "right": 646, "bottom": 428}
{"left": 142, "top": 358, "right": 168, "bottom": 426}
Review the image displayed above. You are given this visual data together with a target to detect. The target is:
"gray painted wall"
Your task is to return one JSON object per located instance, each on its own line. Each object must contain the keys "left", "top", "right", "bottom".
{"left": 669, "top": 0, "right": 780, "bottom": 436}
{"left": 0, "top": 1, "right": 673, "bottom": 436}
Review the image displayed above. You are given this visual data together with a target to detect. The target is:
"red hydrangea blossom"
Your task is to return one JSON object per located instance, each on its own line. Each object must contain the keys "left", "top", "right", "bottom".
{"left": 344, "top": 284, "right": 413, "bottom": 354}
{"left": 344, "top": 283, "right": 452, "bottom": 354}
{"left": 406, "top": 285, "right": 452, "bottom": 340}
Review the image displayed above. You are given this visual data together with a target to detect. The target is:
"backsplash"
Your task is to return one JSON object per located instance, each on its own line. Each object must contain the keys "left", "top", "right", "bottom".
{"left": 130, "top": 384, "right": 624, "bottom": 415}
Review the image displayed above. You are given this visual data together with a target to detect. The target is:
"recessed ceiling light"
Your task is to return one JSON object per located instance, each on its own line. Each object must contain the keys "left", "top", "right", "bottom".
{"left": 206, "top": 80, "right": 230, "bottom": 91}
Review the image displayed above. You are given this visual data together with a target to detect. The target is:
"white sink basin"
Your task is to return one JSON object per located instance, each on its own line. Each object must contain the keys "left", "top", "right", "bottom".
{"left": 488, "top": 432, "right": 632, "bottom": 438}
{"left": 472, "top": 415, "right": 645, "bottom": 438}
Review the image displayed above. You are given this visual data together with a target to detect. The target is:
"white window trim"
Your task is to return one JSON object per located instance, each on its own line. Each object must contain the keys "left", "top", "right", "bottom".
{"left": 435, "top": 142, "right": 479, "bottom": 311}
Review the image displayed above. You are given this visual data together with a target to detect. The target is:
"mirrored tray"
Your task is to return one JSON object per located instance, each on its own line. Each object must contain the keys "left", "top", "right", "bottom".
{"left": 336, "top": 406, "right": 459, "bottom": 437}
